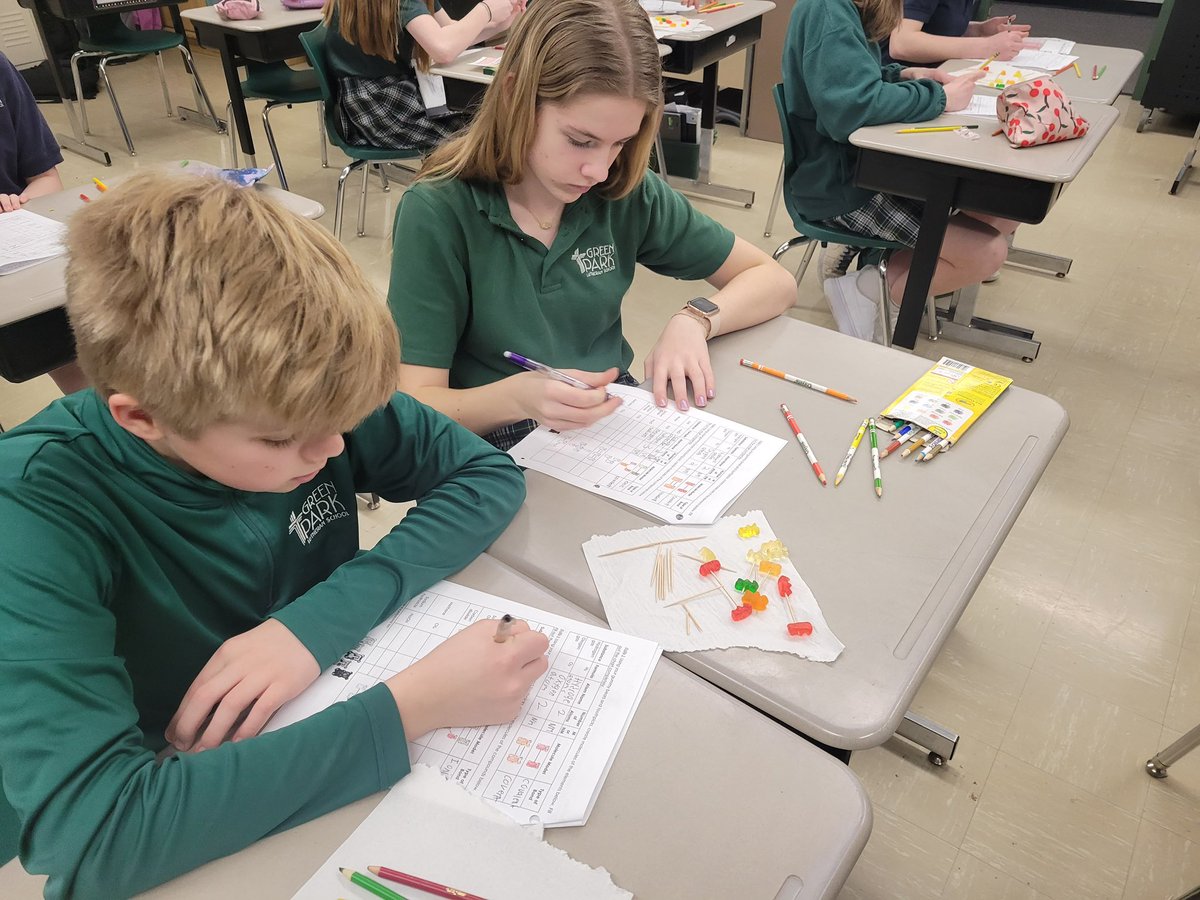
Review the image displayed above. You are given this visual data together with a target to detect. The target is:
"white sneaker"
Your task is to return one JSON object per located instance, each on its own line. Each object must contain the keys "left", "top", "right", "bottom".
{"left": 824, "top": 267, "right": 883, "bottom": 341}
{"left": 818, "top": 243, "right": 857, "bottom": 281}
{"left": 982, "top": 268, "right": 1001, "bottom": 284}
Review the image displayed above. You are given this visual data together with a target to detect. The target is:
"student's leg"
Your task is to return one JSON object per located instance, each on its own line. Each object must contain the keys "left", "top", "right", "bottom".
{"left": 884, "top": 213, "right": 1010, "bottom": 302}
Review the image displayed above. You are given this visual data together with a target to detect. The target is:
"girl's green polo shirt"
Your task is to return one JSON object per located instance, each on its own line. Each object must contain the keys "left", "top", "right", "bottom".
{"left": 388, "top": 171, "right": 736, "bottom": 389}
{"left": 326, "top": 0, "right": 439, "bottom": 80}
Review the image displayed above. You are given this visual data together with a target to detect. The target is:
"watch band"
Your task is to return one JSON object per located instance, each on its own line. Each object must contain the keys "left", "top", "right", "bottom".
{"left": 682, "top": 298, "right": 721, "bottom": 340}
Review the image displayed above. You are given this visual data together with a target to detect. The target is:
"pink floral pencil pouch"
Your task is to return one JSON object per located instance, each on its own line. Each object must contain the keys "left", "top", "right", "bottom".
{"left": 215, "top": 0, "right": 260, "bottom": 20}
{"left": 997, "top": 77, "right": 1089, "bottom": 148}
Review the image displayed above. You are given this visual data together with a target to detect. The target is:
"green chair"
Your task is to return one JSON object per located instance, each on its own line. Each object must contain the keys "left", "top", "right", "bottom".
{"left": 769, "top": 83, "right": 937, "bottom": 347}
{"left": 299, "top": 24, "right": 425, "bottom": 239}
{"left": 70, "top": 14, "right": 222, "bottom": 157}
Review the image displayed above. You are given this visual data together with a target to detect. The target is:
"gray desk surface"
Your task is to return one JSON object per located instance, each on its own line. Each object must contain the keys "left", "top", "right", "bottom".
{"left": 850, "top": 101, "right": 1119, "bottom": 183}
{"left": 489, "top": 316, "right": 1068, "bottom": 750}
{"left": 431, "top": 42, "right": 670, "bottom": 84}
{"left": 0, "top": 555, "right": 871, "bottom": 900}
{"left": 658, "top": 0, "right": 775, "bottom": 41}
{"left": 179, "top": 0, "right": 322, "bottom": 33}
{"left": 941, "top": 44, "right": 1144, "bottom": 107}
{"left": 0, "top": 169, "right": 324, "bottom": 328}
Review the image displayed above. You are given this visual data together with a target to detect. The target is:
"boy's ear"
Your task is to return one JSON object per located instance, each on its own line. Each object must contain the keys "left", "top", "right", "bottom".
{"left": 108, "top": 393, "right": 169, "bottom": 441}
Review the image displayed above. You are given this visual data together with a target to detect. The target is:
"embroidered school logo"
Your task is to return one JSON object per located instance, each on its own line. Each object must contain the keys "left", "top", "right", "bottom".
{"left": 287, "top": 482, "right": 349, "bottom": 546}
{"left": 570, "top": 243, "right": 616, "bottom": 277}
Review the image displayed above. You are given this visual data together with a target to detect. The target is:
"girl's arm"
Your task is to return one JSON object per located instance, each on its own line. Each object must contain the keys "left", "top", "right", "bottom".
{"left": 18, "top": 167, "right": 63, "bottom": 204}
{"left": 408, "top": 0, "right": 521, "bottom": 66}
{"left": 643, "top": 236, "right": 795, "bottom": 409}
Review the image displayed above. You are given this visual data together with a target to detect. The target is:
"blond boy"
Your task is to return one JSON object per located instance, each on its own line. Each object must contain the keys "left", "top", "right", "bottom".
{"left": 0, "top": 173, "right": 546, "bottom": 898}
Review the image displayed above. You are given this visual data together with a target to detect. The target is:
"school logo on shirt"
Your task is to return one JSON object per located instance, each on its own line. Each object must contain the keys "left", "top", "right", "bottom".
{"left": 287, "top": 482, "right": 349, "bottom": 546}
{"left": 570, "top": 243, "right": 616, "bottom": 277}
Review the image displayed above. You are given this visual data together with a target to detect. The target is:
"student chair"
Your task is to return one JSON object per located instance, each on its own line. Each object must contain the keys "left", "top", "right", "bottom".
{"left": 70, "top": 14, "right": 222, "bottom": 157}
{"left": 769, "top": 83, "right": 938, "bottom": 346}
{"left": 299, "top": 25, "right": 425, "bottom": 240}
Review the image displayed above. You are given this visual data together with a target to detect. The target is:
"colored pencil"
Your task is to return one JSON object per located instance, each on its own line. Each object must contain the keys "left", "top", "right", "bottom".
{"left": 833, "top": 418, "right": 869, "bottom": 487}
{"left": 1073, "top": 62, "right": 1083, "bottom": 78}
{"left": 91, "top": 177, "right": 108, "bottom": 192}
{"left": 739, "top": 358, "right": 857, "bottom": 402}
{"left": 896, "top": 125, "right": 978, "bottom": 134}
{"left": 1052, "top": 62, "right": 1073, "bottom": 76}
{"left": 780, "top": 404, "right": 826, "bottom": 486}
{"left": 1098, "top": 64, "right": 1107, "bottom": 79}
{"left": 1091, "top": 64, "right": 1098, "bottom": 80}
{"left": 78, "top": 193, "right": 90, "bottom": 203}
{"left": 979, "top": 53, "right": 998, "bottom": 70}
{"left": 699, "top": 1, "right": 741, "bottom": 11}
{"left": 868, "top": 418, "right": 882, "bottom": 498}
{"left": 901, "top": 434, "right": 927, "bottom": 458}
{"left": 340, "top": 868, "right": 408, "bottom": 900}
{"left": 880, "top": 423, "right": 917, "bottom": 458}
{"left": 368, "top": 865, "right": 489, "bottom": 900}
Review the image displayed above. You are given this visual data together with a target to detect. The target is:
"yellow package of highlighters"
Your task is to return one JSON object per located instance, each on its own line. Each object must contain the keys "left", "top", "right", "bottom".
{"left": 880, "top": 357, "right": 1012, "bottom": 446}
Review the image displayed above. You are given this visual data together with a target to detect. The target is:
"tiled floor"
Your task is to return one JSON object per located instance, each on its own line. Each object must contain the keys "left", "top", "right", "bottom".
{"left": 4, "top": 47, "right": 1198, "bottom": 900}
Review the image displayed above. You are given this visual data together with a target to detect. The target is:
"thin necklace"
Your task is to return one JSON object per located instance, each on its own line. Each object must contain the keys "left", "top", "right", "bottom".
{"left": 508, "top": 192, "right": 560, "bottom": 230}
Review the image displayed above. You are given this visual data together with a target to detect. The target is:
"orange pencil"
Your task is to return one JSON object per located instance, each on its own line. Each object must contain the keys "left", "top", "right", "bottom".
{"left": 739, "top": 358, "right": 857, "bottom": 403}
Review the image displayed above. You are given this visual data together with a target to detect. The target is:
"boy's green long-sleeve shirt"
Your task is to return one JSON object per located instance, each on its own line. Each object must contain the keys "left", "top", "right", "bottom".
{"left": 0, "top": 389, "right": 526, "bottom": 899}
{"left": 781, "top": 0, "right": 947, "bottom": 221}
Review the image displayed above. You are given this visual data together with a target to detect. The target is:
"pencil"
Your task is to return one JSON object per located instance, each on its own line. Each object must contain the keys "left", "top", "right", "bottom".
{"left": 1092, "top": 64, "right": 1098, "bottom": 80}
{"left": 896, "top": 125, "right": 978, "bottom": 134}
{"left": 91, "top": 177, "right": 108, "bottom": 192}
{"left": 739, "top": 359, "right": 857, "bottom": 402}
{"left": 1053, "top": 62, "right": 1073, "bottom": 76}
{"left": 493, "top": 613, "right": 513, "bottom": 643}
{"left": 833, "top": 418, "right": 868, "bottom": 487}
{"left": 1098, "top": 65, "right": 1107, "bottom": 79}
{"left": 780, "top": 403, "right": 826, "bottom": 486}
{"left": 78, "top": 193, "right": 90, "bottom": 203}
{"left": 901, "top": 435, "right": 927, "bottom": 458}
{"left": 1073, "top": 62, "right": 1082, "bottom": 78}
{"left": 879, "top": 423, "right": 917, "bottom": 458}
{"left": 699, "top": 1, "right": 741, "bottom": 11}
{"left": 369, "top": 865, "right": 489, "bottom": 900}
{"left": 979, "top": 53, "right": 997, "bottom": 70}
{"left": 340, "top": 868, "right": 408, "bottom": 900}
{"left": 868, "top": 418, "right": 882, "bottom": 498}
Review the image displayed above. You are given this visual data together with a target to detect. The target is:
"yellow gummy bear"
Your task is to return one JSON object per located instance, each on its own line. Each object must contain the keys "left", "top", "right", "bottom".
{"left": 737, "top": 524, "right": 760, "bottom": 540}
{"left": 699, "top": 547, "right": 716, "bottom": 562}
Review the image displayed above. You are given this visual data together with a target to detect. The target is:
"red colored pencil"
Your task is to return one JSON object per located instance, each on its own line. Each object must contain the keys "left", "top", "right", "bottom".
{"left": 368, "top": 866, "right": 489, "bottom": 900}
{"left": 779, "top": 403, "right": 826, "bottom": 486}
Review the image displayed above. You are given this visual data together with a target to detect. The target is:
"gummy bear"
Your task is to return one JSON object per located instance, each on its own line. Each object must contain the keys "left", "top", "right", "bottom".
{"left": 760, "top": 539, "right": 789, "bottom": 560}
{"left": 699, "top": 547, "right": 716, "bottom": 562}
{"left": 730, "top": 606, "right": 752, "bottom": 622}
{"left": 787, "top": 621, "right": 813, "bottom": 637}
{"left": 737, "top": 524, "right": 760, "bottom": 539}
{"left": 742, "top": 591, "right": 768, "bottom": 611}
{"left": 734, "top": 578, "right": 747, "bottom": 592}
{"left": 758, "top": 561, "right": 781, "bottom": 577}
{"left": 745, "top": 548, "right": 765, "bottom": 565}
{"left": 777, "top": 576, "right": 793, "bottom": 598}
{"left": 699, "top": 560, "right": 721, "bottom": 577}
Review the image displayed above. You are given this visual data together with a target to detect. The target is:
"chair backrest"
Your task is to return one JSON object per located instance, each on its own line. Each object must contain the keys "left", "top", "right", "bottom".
{"left": 298, "top": 24, "right": 356, "bottom": 154}
{"left": 771, "top": 82, "right": 899, "bottom": 250}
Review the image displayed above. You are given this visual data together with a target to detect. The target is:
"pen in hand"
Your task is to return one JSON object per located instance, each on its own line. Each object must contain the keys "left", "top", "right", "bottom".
{"left": 493, "top": 613, "right": 514, "bottom": 643}
{"left": 503, "top": 350, "right": 613, "bottom": 398}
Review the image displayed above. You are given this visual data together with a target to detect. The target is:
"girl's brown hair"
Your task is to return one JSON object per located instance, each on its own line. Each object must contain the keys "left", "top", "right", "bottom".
{"left": 855, "top": 0, "right": 902, "bottom": 43}
{"left": 325, "top": 0, "right": 436, "bottom": 73}
{"left": 417, "top": 0, "right": 663, "bottom": 200}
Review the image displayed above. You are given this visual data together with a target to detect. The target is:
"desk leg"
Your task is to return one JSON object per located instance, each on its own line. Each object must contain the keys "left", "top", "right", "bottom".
{"left": 897, "top": 710, "right": 958, "bottom": 766}
{"left": 1005, "top": 245, "right": 1072, "bottom": 278}
{"left": 934, "top": 283, "right": 1042, "bottom": 361}
{"left": 892, "top": 179, "right": 954, "bottom": 349}
{"left": 664, "top": 61, "right": 756, "bottom": 208}
{"left": 28, "top": 3, "right": 111, "bottom": 166}
{"left": 169, "top": 8, "right": 224, "bottom": 131}
{"left": 219, "top": 33, "right": 256, "bottom": 162}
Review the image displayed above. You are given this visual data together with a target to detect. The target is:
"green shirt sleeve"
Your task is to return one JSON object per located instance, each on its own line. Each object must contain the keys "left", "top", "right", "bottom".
{"left": 271, "top": 392, "right": 526, "bottom": 668}
{"left": 632, "top": 172, "right": 736, "bottom": 281}
{"left": 0, "top": 493, "right": 410, "bottom": 900}
{"left": 388, "top": 185, "right": 472, "bottom": 371}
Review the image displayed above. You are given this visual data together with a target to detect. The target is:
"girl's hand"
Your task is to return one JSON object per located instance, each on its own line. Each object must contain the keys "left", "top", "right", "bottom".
{"left": 901, "top": 67, "right": 951, "bottom": 83}
{"left": 386, "top": 618, "right": 550, "bottom": 738}
{"left": 0, "top": 193, "right": 23, "bottom": 213}
{"left": 509, "top": 368, "right": 623, "bottom": 431}
{"left": 644, "top": 313, "right": 714, "bottom": 411}
{"left": 941, "top": 70, "right": 984, "bottom": 111}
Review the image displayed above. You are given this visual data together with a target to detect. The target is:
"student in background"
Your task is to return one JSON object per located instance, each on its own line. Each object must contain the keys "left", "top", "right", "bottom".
{"left": 0, "top": 173, "right": 544, "bottom": 895}
{"left": 0, "top": 50, "right": 63, "bottom": 213}
{"left": 325, "top": 0, "right": 524, "bottom": 149}
{"left": 388, "top": 0, "right": 796, "bottom": 450}
{"left": 781, "top": 0, "right": 1017, "bottom": 342}
{"left": 882, "top": 0, "right": 1032, "bottom": 67}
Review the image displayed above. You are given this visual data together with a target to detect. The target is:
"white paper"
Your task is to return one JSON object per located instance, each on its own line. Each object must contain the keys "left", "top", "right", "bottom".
{"left": 648, "top": 15, "right": 713, "bottom": 37}
{"left": 469, "top": 54, "right": 502, "bottom": 67}
{"left": 584, "top": 510, "right": 844, "bottom": 661}
{"left": 266, "top": 582, "right": 660, "bottom": 827}
{"left": 509, "top": 383, "right": 786, "bottom": 525}
{"left": 640, "top": 0, "right": 691, "bottom": 12}
{"left": 0, "top": 209, "right": 67, "bottom": 276}
{"left": 1026, "top": 37, "right": 1075, "bottom": 55}
{"left": 1005, "top": 49, "right": 1077, "bottom": 72}
{"left": 961, "top": 94, "right": 1000, "bottom": 118}
{"left": 290, "top": 764, "right": 632, "bottom": 900}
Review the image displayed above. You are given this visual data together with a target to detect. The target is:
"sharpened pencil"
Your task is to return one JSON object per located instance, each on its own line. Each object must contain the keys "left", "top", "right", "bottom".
{"left": 739, "top": 359, "right": 857, "bottom": 402}
{"left": 780, "top": 404, "right": 826, "bottom": 486}
{"left": 834, "top": 418, "right": 869, "bottom": 487}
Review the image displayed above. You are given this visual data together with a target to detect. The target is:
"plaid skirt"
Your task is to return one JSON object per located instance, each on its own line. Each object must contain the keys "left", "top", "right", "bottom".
{"left": 484, "top": 372, "right": 642, "bottom": 452}
{"left": 336, "top": 74, "right": 467, "bottom": 151}
{"left": 819, "top": 192, "right": 924, "bottom": 248}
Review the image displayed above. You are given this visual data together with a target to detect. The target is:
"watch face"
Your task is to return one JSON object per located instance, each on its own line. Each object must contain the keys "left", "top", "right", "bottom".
{"left": 689, "top": 297, "right": 719, "bottom": 315}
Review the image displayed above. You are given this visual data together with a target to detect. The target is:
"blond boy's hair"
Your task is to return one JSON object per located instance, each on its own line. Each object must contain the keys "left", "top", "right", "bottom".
{"left": 66, "top": 172, "right": 400, "bottom": 438}
{"left": 418, "top": 0, "right": 663, "bottom": 200}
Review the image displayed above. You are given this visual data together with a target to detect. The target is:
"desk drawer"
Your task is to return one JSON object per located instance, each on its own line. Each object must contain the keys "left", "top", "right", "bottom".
{"left": 661, "top": 17, "right": 762, "bottom": 75}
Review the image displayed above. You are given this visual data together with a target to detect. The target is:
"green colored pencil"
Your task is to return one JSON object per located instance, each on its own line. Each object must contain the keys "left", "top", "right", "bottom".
{"left": 868, "top": 418, "right": 882, "bottom": 498}
{"left": 340, "top": 868, "right": 408, "bottom": 900}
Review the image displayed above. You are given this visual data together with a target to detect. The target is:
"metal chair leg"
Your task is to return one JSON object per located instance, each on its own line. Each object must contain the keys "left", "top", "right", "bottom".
{"left": 772, "top": 236, "right": 817, "bottom": 285}
{"left": 318, "top": 103, "right": 329, "bottom": 168}
{"left": 377, "top": 163, "right": 390, "bottom": 192}
{"left": 261, "top": 102, "right": 289, "bottom": 190}
{"left": 333, "top": 160, "right": 361, "bottom": 241}
{"left": 98, "top": 56, "right": 136, "bottom": 156}
{"left": 876, "top": 255, "right": 893, "bottom": 349}
{"left": 763, "top": 159, "right": 785, "bottom": 238}
{"left": 225, "top": 101, "right": 238, "bottom": 167}
{"left": 70, "top": 51, "right": 92, "bottom": 135}
{"left": 177, "top": 45, "right": 224, "bottom": 134}
{"left": 924, "top": 295, "right": 939, "bottom": 341}
{"left": 155, "top": 51, "right": 173, "bottom": 118}
{"left": 1147, "top": 721, "right": 1200, "bottom": 778}
{"left": 358, "top": 163, "right": 369, "bottom": 236}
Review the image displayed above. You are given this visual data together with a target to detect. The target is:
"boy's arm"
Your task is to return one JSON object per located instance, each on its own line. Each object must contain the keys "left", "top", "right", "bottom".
{"left": 0, "top": 496, "right": 412, "bottom": 900}
{"left": 888, "top": 18, "right": 1027, "bottom": 63}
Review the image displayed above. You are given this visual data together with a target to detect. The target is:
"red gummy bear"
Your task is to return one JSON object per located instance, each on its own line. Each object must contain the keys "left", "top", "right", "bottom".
{"left": 699, "top": 560, "right": 721, "bottom": 577}
{"left": 787, "top": 621, "right": 813, "bottom": 637}
{"left": 730, "top": 606, "right": 752, "bottom": 622}
{"left": 777, "top": 576, "right": 792, "bottom": 598}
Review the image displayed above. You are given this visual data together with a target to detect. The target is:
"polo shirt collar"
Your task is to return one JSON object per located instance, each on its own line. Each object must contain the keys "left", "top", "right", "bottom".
{"left": 467, "top": 179, "right": 600, "bottom": 250}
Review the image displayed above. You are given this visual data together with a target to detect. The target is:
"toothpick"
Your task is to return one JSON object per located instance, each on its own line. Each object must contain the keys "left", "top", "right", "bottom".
{"left": 679, "top": 553, "right": 703, "bottom": 562}
{"left": 684, "top": 607, "right": 702, "bottom": 632}
{"left": 662, "top": 587, "right": 721, "bottom": 607}
{"left": 685, "top": 610, "right": 691, "bottom": 635}
{"left": 597, "top": 536, "right": 703, "bottom": 558}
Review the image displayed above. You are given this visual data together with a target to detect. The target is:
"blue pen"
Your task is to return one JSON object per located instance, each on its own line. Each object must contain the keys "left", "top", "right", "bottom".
{"left": 502, "top": 351, "right": 611, "bottom": 396}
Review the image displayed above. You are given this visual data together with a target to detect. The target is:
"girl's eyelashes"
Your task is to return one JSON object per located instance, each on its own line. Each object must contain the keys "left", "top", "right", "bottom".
{"left": 261, "top": 437, "right": 296, "bottom": 448}
{"left": 566, "top": 135, "right": 592, "bottom": 148}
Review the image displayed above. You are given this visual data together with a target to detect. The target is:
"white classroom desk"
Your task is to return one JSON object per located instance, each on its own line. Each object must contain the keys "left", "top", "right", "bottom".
{"left": 0, "top": 555, "right": 872, "bottom": 900}
{"left": 942, "top": 43, "right": 1145, "bottom": 107}
{"left": 488, "top": 316, "right": 1068, "bottom": 759}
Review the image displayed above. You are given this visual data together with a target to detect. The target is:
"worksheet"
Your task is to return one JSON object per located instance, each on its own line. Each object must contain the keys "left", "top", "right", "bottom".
{"left": 266, "top": 582, "right": 660, "bottom": 827}
{"left": 0, "top": 209, "right": 67, "bottom": 276}
{"left": 509, "top": 383, "right": 786, "bottom": 525}
{"left": 962, "top": 94, "right": 1000, "bottom": 118}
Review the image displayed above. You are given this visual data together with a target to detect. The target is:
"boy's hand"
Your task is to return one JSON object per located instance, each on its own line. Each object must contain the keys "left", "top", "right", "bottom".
{"left": 978, "top": 16, "right": 1032, "bottom": 38}
{"left": 986, "top": 28, "right": 1033, "bottom": 61}
{"left": 386, "top": 618, "right": 550, "bottom": 739}
{"left": 166, "top": 619, "right": 319, "bottom": 751}
{"left": 0, "top": 194, "right": 24, "bottom": 213}
{"left": 644, "top": 312, "right": 715, "bottom": 411}
{"left": 511, "top": 367, "right": 623, "bottom": 431}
